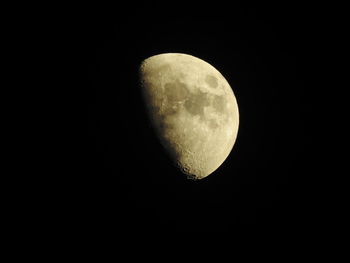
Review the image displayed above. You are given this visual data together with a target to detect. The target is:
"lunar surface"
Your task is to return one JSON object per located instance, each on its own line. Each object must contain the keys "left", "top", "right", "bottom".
{"left": 139, "top": 53, "right": 239, "bottom": 180}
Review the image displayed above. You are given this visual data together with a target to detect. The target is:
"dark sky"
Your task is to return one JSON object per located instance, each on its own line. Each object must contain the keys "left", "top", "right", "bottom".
{"left": 76, "top": 2, "right": 322, "bottom": 232}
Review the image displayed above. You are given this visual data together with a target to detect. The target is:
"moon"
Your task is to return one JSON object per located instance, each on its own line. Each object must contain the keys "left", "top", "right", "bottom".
{"left": 139, "top": 53, "right": 239, "bottom": 180}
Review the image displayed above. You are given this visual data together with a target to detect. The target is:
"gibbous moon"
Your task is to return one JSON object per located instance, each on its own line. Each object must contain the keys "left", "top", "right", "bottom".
{"left": 139, "top": 53, "right": 239, "bottom": 180}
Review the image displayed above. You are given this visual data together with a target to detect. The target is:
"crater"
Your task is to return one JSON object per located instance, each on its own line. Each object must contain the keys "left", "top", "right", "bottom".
{"left": 162, "top": 105, "right": 178, "bottom": 116}
{"left": 149, "top": 104, "right": 160, "bottom": 115}
{"left": 156, "top": 63, "right": 171, "bottom": 75}
{"left": 212, "top": 95, "right": 226, "bottom": 113}
{"left": 184, "top": 90, "right": 210, "bottom": 116}
{"left": 157, "top": 113, "right": 174, "bottom": 131}
{"left": 205, "top": 75, "right": 218, "bottom": 88}
{"left": 208, "top": 119, "right": 219, "bottom": 129}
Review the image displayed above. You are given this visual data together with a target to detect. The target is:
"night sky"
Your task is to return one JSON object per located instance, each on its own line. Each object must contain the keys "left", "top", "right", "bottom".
{"left": 76, "top": 2, "right": 322, "bottom": 232}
